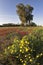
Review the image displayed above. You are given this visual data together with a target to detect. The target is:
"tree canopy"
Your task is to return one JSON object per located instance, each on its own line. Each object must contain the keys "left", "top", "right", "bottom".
{"left": 16, "top": 3, "right": 34, "bottom": 25}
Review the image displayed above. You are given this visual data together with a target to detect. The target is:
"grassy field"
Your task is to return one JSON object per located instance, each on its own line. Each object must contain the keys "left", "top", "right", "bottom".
{"left": 0, "top": 26, "right": 43, "bottom": 36}
{"left": 0, "top": 26, "right": 43, "bottom": 65}
{"left": 0, "top": 26, "right": 43, "bottom": 50}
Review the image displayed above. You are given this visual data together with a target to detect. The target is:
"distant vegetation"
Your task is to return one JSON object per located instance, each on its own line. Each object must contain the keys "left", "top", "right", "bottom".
{"left": 0, "top": 22, "right": 37, "bottom": 27}
{"left": 0, "top": 23, "right": 20, "bottom": 27}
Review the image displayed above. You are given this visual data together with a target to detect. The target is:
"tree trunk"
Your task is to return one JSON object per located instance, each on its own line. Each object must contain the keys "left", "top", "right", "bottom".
{"left": 29, "top": 20, "right": 30, "bottom": 25}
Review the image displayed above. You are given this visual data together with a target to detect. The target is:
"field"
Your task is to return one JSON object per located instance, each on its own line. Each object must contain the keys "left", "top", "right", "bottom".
{"left": 0, "top": 26, "right": 43, "bottom": 36}
{"left": 0, "top": 27, "right": 35, "bottom": 45}
{"left": 0, "top": 26, "right": 43, "bottom": 65}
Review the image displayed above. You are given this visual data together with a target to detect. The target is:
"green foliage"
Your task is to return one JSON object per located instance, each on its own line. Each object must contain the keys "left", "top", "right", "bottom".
{"left": 30, "top": 22, "right": 37, "bottom": 26}
{"left": 3, "top": 29, "right": 43, "bottom": 65}
{"left": 28, "top": 29, "right": 43, "bottom": 64}
{"left": 16, "top": 3, "right": 34, "bottom": 25}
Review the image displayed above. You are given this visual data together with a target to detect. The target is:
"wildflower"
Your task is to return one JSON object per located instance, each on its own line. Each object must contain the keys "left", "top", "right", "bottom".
{"left": 25, "top": 47, "right": 30, "bottom": 52}
{"left": 25, "top": 55, "right": 27, "bottom": 57}
{"left": 25, "top": 41, "right": 30, "bottom": 44}
{"left": 20, "top": 59, "right": 22, "bottom": 61}
{"left": 31, "top": 49, "right": 33, "bottom": 52}
{"left": 25, "top": 47, "right": 28, "bottom": 52}
{"left": 21, "top": 40, "right": 24, "bottom": 43}
{"left": 40, "top": 53, "right": 43, "bottom": 56}
{"left": 20, "top": 49, "right": 22, "bottom": 52}
{"left": 8, "top": 46, "right": 10, "bottom": 49}
{"left": 30, "top": 59, "right": 33, "bottom": 62}
{"left": 12, "top": 44, "right": 14, "bottom": 48}
{"left": 23, "top": 63, "right": 26, "bottom": 65}
{"left": 36, "top": 55, "right": 39, "bottom": 58}
{"left": 17, "top": 40, "right": 19, "bottom": 42}
{"left": 28, "top": 42, "right": 30, "bottom": 44}
{"left": 29, "top": 56, "right": 31, "bottom": 59}
{"left": 11, "top": 50, "right": 13, "bottom": 54}
{"left": 21, "top": 43, "right": 24, "bottom": 46}
{"left": 25, "top": 41, "right": 28, "bottom": 44}
{"left": 22, "top": 60, "right": 23, "bottom": 63}
{"left": 20, "top": 46, "right": 22, "bottom": 48}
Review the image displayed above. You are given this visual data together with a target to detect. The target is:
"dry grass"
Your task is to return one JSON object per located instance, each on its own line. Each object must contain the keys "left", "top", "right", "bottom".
{"left": 0, "top": 26, "right": 43, "bottom": 36}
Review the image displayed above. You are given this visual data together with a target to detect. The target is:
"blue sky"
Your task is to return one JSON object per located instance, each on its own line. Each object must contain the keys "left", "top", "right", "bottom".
{"left": 0, "top": 0, "right": 43, "bottom": 26}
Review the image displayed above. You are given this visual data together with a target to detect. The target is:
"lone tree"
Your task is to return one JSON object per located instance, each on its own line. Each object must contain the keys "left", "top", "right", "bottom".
{"left": 16, "top": 3, "right": 34, "bottom": 25}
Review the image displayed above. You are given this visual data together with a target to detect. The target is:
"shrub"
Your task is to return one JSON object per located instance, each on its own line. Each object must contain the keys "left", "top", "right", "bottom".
{"left": 28, "top": 29, "right": 43, "bottom": 64}
{"left": 1, "top": 29, "right": 43, "bottom": 65}
{"left": 30, "top": 22, "right": 37, "bottom": 26}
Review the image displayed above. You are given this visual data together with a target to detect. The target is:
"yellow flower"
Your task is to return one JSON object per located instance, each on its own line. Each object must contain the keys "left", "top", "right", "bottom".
{"left": 12, "top": 44, "right": 14, "bottom": 48}
{"left": 21, "top": 60, "right": 23, "bottom": 63}
{"left": 11, "top": 50, "right": 13, "bottom": 54}
{"left": 25, "top": 48, "right": 28, "bottom": 52}
{"left": 21, "top": 40, "right": 24, "bottom": 43}
{"left": 25, "top": 55, "right": 27, "bottom": 57}
{"left": 21, "top": 43, "right": 24, "bottom": 46}
{"left": 31, "top": 49, "right": 33, "bottom": 52}
{"left": 23, "top": 63, "right": 26, "bottom": 65}
{"left": 25, "top": 41, "right": 30, "bottom": 44}
{"left": 25, "top": 41, "right": 28, "bottom": 43}
{"left": 36, "top": 55, "right": 39, "bottom": 58}
{"left": 20, "top": 46, "right": 22, "bottom": 48}
{"left": 8, "top": 46, "right": 10, "bottom": 49}
{"left": 30, "top": 59, "right": 33, "bottom": 62}
{"left": 28, "top": 42, "right": 30, "bottom": 44}
{"left": 22, "top": 51, "right": 24, "bottom": 53}
{"left": 17, "top": 40, "right": 19, "bottom": 42}
{"left": 20, "top": 49, "right": 22, "bottom": 52}
{"left": 29, "top": 56, "right": 31, "bottom": 59}
{"left": 40, "top": 53, "right": 43, "bottom": 56}
{"left": 25, "top": 47, "right": 30, "bottom": 52}
{"left": 20, "top": 59, "right": 22, "bottom": 61}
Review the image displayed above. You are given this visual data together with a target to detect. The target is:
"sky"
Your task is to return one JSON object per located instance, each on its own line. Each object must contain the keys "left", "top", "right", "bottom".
{"left": 0, "top": 0, "right": 43, "bottom": 26}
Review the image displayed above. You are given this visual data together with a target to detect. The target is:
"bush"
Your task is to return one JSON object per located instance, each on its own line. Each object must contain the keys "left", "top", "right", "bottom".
{"left": 30, "top": 22, "right": 37, "bottom": 26}
{"left": 28, "top": 29, "right": 43, "bottom": 64}
{"left": 1, "top": 29, "right": 43, "bottom": 65}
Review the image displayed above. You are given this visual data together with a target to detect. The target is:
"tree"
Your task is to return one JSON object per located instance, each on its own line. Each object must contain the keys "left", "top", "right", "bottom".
{"left": 25, "top": 4, "right": 33, "bottom": 24}
{"left": 16, "top": 3, "right": 26, "bottom": 25}
{"left": 30, "top": 22, "right": 37, "bottom": 26}
{"left": 16, "top": 3, "right": 34, "bottom": 25}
